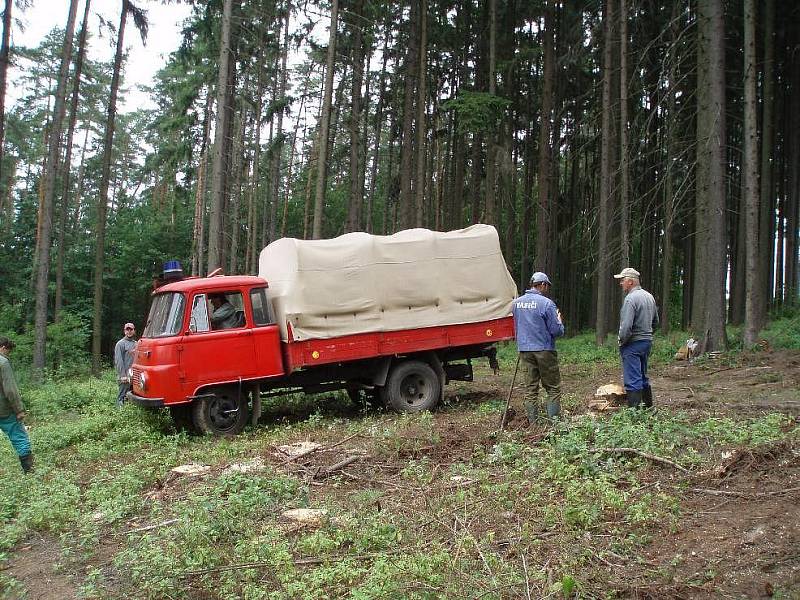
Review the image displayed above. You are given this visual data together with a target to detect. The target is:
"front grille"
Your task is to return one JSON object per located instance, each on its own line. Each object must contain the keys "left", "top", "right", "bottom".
{"left": 131, "top": 367, "right": 143, "bottom": 388}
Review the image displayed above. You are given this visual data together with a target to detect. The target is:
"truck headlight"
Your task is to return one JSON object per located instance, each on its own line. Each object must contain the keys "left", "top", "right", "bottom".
{"left": 139, "top": 372, "right": 147, "bottom": 391}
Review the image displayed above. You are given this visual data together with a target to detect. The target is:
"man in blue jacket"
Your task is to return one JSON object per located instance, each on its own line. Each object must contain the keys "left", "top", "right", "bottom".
{"left": 512, "top": 272, "right": 565, "bottom": 424}
{"left": 615, "top": 267, "right": 659, "bottom": 408}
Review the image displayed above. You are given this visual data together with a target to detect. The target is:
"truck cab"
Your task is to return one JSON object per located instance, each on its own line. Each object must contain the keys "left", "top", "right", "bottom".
{"left": 128, "top": 276, "right": 284, "bottom": 434}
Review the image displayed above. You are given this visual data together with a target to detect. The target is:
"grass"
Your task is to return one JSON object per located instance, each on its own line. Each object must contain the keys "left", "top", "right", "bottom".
{"left": 0, "top": 323, "right": 798, "bottom": 598}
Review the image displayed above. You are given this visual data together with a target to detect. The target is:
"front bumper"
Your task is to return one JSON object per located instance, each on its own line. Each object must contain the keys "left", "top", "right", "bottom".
{"left": 126, "top": 391, "right": 165, "bottom": 408}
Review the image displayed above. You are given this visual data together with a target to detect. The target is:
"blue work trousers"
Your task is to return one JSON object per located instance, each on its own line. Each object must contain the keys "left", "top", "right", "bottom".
{"left": 0, "top": 414, "right": 31, "bottom": 457}
{"left": 620, "top": 339, "right": 652, "bottom": 392}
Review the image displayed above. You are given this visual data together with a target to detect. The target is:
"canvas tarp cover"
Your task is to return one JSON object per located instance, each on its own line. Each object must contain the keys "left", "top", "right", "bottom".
{"left": 258, "top": 224, "right": 518, "bottom": 342}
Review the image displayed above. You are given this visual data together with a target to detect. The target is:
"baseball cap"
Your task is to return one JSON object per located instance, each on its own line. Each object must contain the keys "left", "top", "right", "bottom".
{"left": 124, "top": 322, "right": 135, "bottom": 330}
{"left": 613, "top": 267, "right": 640, "bottom": 279}
{"left": 530, "top": 272, "right": 552, "bottom": 285}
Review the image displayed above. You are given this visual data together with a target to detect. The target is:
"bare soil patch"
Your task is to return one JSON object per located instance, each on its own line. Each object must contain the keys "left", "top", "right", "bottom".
{"left": 2, "top": 534, "right": 78, "bottom": 600}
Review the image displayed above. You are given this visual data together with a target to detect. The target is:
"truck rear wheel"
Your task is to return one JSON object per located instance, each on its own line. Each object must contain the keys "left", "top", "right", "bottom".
{"left": 191, "top": 386, "right": 250, "bottom": 436}
{"left": 381, "top": 360, "right": 441, "bottom": 413}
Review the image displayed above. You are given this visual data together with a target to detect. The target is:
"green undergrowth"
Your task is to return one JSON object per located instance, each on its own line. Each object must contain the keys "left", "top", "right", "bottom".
{"left": 496, "top": 330, "right": 697, "bottom": 370}
{"left": 493, "top": 309, "right": 800, "bottom": 371}
{"left": 0, "top": 351, "right": 798, "bottom": 598}
{"left": 758, "top": 311, "right": 800, "bottom": 350}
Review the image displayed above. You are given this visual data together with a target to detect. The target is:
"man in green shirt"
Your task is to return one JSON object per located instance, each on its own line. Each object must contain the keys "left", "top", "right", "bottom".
{"left": 0, "top": 337, "right": 33, "bottom": 473}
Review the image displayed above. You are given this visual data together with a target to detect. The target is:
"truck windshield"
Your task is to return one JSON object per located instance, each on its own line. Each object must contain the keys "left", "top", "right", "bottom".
{"left": 142, "top": 292, "right": 186, "bottom": 338}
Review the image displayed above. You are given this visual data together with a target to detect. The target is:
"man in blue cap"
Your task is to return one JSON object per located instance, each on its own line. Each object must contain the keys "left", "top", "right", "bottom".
{"left": 511, "top": 272, "right": 565, "bottom": 424}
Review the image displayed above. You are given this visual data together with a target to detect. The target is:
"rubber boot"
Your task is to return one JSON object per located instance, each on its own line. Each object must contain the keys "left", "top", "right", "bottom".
{"left": 643, "top": 386, "right": 653, "bottom": 409}
{"left": 626, "top": 390, "right": 643, "bottom": 409}
{"left": 545, "top": 400, "right": 561, "bottom": 420}
{"left": 19, "top": 453, "right": 34, "bottom": 474}
{"left": 524, "top": 401, "right": 539, "bottom": 425}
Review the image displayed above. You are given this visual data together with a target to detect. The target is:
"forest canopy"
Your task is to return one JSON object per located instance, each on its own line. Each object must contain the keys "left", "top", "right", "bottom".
{"left": 0, "top": 0, "right": 797, "bottom": 376}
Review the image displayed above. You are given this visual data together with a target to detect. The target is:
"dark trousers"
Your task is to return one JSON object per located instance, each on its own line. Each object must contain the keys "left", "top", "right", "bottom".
{"left": 117, "top": 383, "right": 131, "bottom": 407}
{"left": 520, "top": 350, "right": 561, "bottom": 404}
{"left": 620, "top": 339, "right": 652, "bottom": 392}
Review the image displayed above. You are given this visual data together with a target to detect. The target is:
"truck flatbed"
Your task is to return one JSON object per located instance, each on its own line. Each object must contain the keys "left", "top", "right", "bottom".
{"left": 283, "top": 316, "right": 514, "bottom": 371}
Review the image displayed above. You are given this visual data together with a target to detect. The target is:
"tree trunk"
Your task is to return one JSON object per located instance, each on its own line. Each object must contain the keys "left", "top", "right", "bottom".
{"left": 414, "top": 0, "right": 428, "bottom": 227}
{"left": 91, "top": 0, "right": 128, "bottom": 375}
{"left": 618, "top": 0, "right": 630, "bottom": 265}
{"left": 207, "top": 0, "right": 235, "bottom": 270}
{"left": 536, "top": 0, "right": 554, "bottom": 274}
{"left": 269, "top": 10, "right": 290, "bottom": 243}
{"left": 346, "top": 0, "right": 365, "bottom": 232}
{"left": 245, "top": 46, "right": 264, "bottom": 273}
{"left": 366, "top": 26, "right": 390, "bottom": 234}
{"left": 54, "top": 0, "right": 91, "bottom": 320}
{"left": 312, "top": 0, "right": 338, "bottom": 239}
{"left": 33, "top": 0, "right": 79, "bottom": 375}
{"left": 227, "top": 107, "right": 245, "bottom": 274}
{"left": 483, "top": 0, "right": 498, "bottom": 228}
{"left": 596, "top": 0, "right": 615, "bottom": 346}
{"left": 192, "top": 91, "right": 213, "bottom": 276}
{"left": 693, "top": 0, "right": 728, "bottom": 353}
{"left": 758, "top": 0, "right": 775, "bottom": 319}
{"left": 787, "top": 59, "right": 800, "bottom": 305}
{"left": 742, "top": 0, "right": 760, "bottom": 346}
{"left": 0, "top": 0, "right": 11, "bottom": 186}
{"left": 282, "top": 93, "right": 306, "bottom": 238}
{"left": 660, "top": 4, "right": 679, "bottom": 334}
{"left": 398, "top": 0, "right": 418, "bottom": 230}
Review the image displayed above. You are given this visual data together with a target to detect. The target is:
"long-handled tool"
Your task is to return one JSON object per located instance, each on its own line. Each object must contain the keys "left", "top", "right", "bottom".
{"left": 498, "top": 354, "right": 521, "bottom": 432}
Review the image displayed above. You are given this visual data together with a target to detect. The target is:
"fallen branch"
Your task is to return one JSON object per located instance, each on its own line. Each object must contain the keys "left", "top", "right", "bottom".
{"left": 521, "top": 553, "right": 532, "bottom": 600}
{"left": 124, "top": 518, "right": 180, "bottom": 534}
{"left": 690, "top": 486, "right": 800, "bottom": 499}
{"left": 182, "top": 561, "right": 273, "bottom": 576}
{"left": 317, "top": 455, "right": 360, "bottom": 478}
{"left": 294, "top": 551, "right": 398, "bottom": 566}
{"left": 282, "top": 432, "right": 360, "bottom": 464}
{"left": 591, "top": 447, "right": 690, "bottom": 473}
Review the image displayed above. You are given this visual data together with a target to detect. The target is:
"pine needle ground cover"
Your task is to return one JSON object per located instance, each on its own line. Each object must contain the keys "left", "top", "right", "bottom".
{"left": 1, "top": 337, "right": 798, "bottom": 599}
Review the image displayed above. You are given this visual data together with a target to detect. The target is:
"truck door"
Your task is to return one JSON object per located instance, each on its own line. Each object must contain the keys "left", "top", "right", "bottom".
{"left": 180, "top": 291, "right": 258, "bottom": 391}
{"left": 247, "top": 287, "right": 284, "bottom": 377}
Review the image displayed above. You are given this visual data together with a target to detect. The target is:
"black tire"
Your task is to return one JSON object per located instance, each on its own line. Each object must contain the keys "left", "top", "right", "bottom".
{"left": 169, "top": 404, "right": 197, "bottom": 433}
{"left": 191, "top": 386, "right": 250, "bottom": 436}
{"left": 381, "top": 360, "right": 441, "bottom": 413}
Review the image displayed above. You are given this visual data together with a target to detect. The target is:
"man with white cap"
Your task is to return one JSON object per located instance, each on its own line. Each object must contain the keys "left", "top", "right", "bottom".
{"left": 614, "top": 267, "right": 659, "bottom": 408}
{"left": 511, "top": 272, "right": 565, "bottom": 424}
{"left": 114, "top": 322, "right": 137, "bottom": 407}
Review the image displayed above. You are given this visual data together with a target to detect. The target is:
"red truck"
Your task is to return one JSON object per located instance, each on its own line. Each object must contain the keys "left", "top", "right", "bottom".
{"left": 127, "top": 225, "right": 517, "bottom": 435}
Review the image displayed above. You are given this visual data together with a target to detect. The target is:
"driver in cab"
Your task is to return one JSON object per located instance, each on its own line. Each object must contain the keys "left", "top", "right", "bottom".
{"left": 209, "top": 293, "right": 240, "bottom": 330}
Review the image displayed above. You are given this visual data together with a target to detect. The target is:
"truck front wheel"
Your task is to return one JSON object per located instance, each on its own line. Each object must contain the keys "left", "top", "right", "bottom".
{"left": 381, "top": 360, "right": 441, "bottom": 413}
{"left": 192, "top": 386, "right": 250, "bottom": 436}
